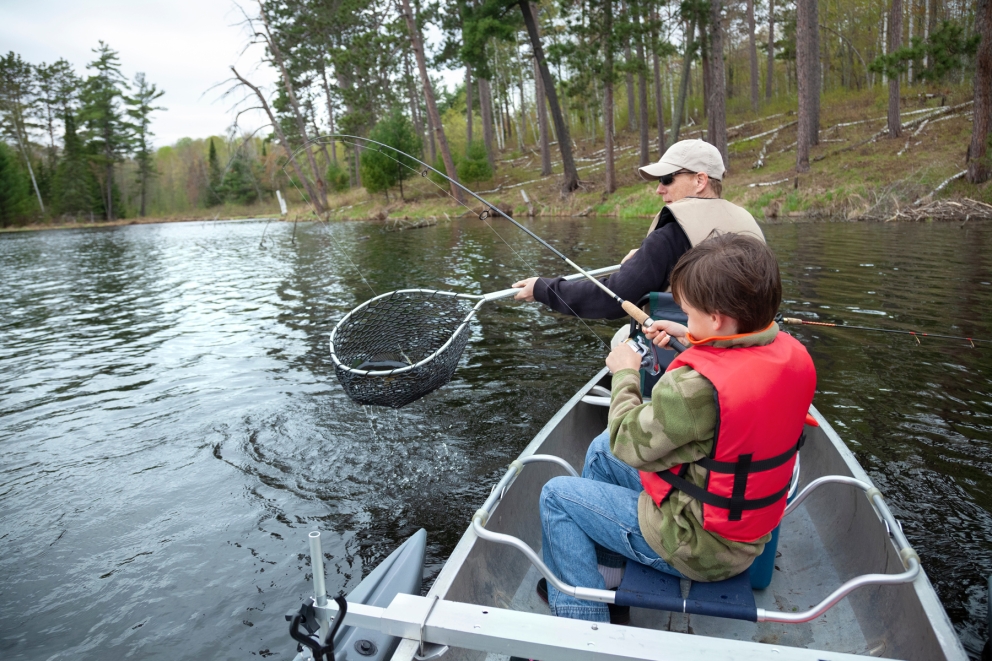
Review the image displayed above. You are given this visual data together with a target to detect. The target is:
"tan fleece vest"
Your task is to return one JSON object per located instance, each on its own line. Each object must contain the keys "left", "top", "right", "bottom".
{"left": 647, "top": 197, "right": 764, "bottom": 246}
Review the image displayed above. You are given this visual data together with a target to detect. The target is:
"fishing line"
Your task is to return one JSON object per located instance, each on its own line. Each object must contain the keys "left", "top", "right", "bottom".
{"left": 781, "top": 317, "right": 990, "bottom": 348}
{"left": 286, "top": 135, "right": 614, "bottom": 351}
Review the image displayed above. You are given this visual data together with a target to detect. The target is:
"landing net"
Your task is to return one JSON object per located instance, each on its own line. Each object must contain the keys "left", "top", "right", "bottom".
{"left": 329, "top": 289, "right": 483, "bottom": 408}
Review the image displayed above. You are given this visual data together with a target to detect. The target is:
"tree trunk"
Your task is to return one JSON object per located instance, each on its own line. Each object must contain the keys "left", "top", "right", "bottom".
{"left": 466, "top": 64, "right": 474, "bottom": 152}
{"left": 967, "top": 0, "right": 992, "bottom": 183}
{"left": 809, "top": 0, "right": 820, "bottom": 143}
{"left": 766, "top": 0, "right": 775, "bottom": 100}
{"left": 888, "top": 0, "right": 903, "bottom": 138}
{"left": 633, "top": 0, "right": 649, "bottom": 166}
{"left": 257, "top": 2, "right": 326, "bottom": 214}
{"left": 319, "top": 65, "right": 338, "bottom": 164}
{"left": 707, "top": 0, "right": 728, "bottom": 169}
{"left": 604, "top": 0, "right": 616, "bottom": 194}
{"left": 534, "top": 57, "right": 552, "bottom": 175}
{"left": 479, "top": 77, "right": 497, "bottom": 168}
{"left": 795, "top": 0, "right": 813, "bottom": 172}
{"left": 747, "top": 0, "right": 759, "bottom": 112}
{"left": 670, "top": 13, "right": 697, "bottom": 144}
{"left": 520, "top": 0, "right": 580, "bottom": 194}
{"left": 908, "top": 0, "right": 914, "bottom": 84}
{"left": 700, "top": 19, "right": 711, "bottom": 120}
{"left": 12, "top": 126, "right": 45, "bottom": 214}
{"left": 516, "top": 39, "right": 528, "bottom": 151}
{"left": 400, "top": 0, "right": 464, "bottom": 203}
{"left": 651, "top": 7, "right": 666, "bottom": 157}
{"left": 231, "top": 66, "right": 320, "bottom": 209}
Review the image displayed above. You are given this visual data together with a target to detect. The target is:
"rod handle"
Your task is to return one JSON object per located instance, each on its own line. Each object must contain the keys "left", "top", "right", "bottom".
{"left": 621, "top": 301, "right": 650, "bottom": 325}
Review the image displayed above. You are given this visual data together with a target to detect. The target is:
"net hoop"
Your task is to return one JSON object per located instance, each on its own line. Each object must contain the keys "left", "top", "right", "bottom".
{"left": 329, "top": 288, "right": 486, "bottom": 377}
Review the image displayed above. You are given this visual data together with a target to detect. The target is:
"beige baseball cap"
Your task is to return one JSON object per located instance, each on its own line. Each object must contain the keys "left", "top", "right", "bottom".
{"left": 637, "top": 139, "right": 726, "bottom": 182}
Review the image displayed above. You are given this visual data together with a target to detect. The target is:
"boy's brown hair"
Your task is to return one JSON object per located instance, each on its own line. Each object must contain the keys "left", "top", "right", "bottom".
{"left": 670, "top": 233, "right": 781, "bottom": 334}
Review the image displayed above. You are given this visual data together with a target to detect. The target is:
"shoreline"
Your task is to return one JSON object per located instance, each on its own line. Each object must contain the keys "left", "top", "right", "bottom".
{"left": 4, "top": 194, "right": 992, "bottom": 235}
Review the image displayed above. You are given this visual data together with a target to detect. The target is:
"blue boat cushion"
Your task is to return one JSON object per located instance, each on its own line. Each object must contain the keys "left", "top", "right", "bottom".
{"left": 614, "top": 562, "right": 757, "bottom": 622}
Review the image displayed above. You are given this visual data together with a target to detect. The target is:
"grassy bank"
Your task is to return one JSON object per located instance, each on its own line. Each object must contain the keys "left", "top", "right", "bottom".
{"left": 301, "top": 84, "right": 989, "bottom": 224}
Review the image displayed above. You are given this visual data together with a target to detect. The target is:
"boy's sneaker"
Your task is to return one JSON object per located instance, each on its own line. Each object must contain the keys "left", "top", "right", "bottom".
{"left": 535, "top": 578, "right": 630, "bottom": 626}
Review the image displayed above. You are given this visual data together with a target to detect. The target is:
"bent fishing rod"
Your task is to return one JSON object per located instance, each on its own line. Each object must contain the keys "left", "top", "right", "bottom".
{"left": 311, "top": 134, "right": 658, "bottom": 329}
{"left": 780, "top": 317, "right": 990, "bottom": 348}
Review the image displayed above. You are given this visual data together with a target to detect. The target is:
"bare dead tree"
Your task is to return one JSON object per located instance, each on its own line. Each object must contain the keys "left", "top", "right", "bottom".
{"left": 604, "top": 0, "right": 617, "bottom": 193}
{"left": 633, "top": 0, "right": 649, "bottom": 166}
{"left": 255, "top": 1, "right": 327, "bottom": 213}
{"left": 229, "top": 66, "right": 323, "bottom": 211}
{"left": 796, "top": 0, "right": 814, "bottom": 172}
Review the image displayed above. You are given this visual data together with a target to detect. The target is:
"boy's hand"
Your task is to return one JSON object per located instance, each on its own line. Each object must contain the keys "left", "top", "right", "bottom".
{"left": 644, "top": 320, "right": 689, "bottom": 350}
{"left": 606, "top": 342, "right": 641, "bottom": 374}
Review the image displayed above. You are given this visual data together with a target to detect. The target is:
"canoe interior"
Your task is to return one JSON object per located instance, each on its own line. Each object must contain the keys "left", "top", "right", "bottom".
{"left": 398, "top": 369, "right": 965, "bottom": 661}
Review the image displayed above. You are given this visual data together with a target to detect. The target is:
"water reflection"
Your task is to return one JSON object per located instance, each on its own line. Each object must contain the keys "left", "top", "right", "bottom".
{"left": 1, "top": 218, "right": 991, "bottom": 659}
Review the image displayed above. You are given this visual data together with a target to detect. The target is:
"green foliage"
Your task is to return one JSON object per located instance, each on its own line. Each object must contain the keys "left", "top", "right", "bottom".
{"left": 125, "top": 72, "right": 165, "bottom": 215}
{"left": 360, "top": 107, "right": 422, "bottom": 198}
{"left": 0, "top": 141, "right": 32, "bottom": 225}
{"left": 53, "top": 112, "right": 95, "bottom": 216}
{"left": 219, "top": 151, "right": 260, "bottom": 205}
{"left": 326, "top": 161, "right": 349, "bottom": 193}
{"left": 456, "top": 139, "right": 492, "bottom": 185}
{"left": 428, "top": 152, "right": 459, "bottom": 189}
{"left": 870, "top": 20, "right": 980, "bottom": 82}
{"left": 207, "top": 138, "right": 222, "bottom": 206}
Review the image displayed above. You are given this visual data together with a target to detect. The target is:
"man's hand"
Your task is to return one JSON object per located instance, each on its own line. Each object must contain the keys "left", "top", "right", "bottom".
{"left": 644, "top": 320, "right": 689, "bottom": 350}
{"left": 606, "top": 342, "right": 642, "bottom": 374}
{"left": 512, "top": 277, "right": 539, "bottom": 301}
{"left": 621, "top": 248, "right": 639, "bottom": 264}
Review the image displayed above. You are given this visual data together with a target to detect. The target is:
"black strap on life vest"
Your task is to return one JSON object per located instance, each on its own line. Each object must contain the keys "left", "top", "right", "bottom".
{"left": 655, "top": 433, "right": 805, "bottom": 521}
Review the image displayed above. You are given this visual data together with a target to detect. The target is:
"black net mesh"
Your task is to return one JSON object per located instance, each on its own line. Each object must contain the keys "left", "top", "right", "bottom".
{"left": 331, "top": 290, "right": 477, "bottom": 408}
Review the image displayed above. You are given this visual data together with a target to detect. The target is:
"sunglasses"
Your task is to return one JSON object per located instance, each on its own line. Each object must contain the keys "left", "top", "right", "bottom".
{"left": 658, "top": 170, "right": 696, "bottom": 186}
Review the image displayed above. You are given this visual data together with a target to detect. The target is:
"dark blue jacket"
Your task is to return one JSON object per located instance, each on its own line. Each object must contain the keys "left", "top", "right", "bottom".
{"left": 533, "top": 208, "right": 692, "bottom": 320}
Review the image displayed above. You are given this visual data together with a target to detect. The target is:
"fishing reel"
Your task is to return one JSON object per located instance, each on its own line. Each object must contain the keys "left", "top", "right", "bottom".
{"left": 625, "top": 335, "right": 662, "bottom": 375}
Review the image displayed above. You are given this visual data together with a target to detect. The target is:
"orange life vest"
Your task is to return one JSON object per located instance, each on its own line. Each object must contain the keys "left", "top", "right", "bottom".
{"left": 639, "top": 332, "right": 817, "bottom": 543}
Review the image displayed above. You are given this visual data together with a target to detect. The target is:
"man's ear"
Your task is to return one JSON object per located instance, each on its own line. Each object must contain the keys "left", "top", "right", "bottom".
{"left": 695, "top": 172, "right": 710, "bottom": 194}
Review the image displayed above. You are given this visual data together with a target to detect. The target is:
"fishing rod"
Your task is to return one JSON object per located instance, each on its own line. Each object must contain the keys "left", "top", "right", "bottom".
{"left": 302, "top": 134, "right": 657, "bottom": 329}
{"left": 780, "top": 317, "right": 990, "bottom": 348}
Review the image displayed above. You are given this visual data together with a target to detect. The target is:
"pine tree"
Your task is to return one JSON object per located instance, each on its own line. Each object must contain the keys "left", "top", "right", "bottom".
{"left": 0, "top": 141, "right": 32, "bottom": 226}
{"left": 360, "top": 106, "right": 422, "bottom": 201}
{"left": 53, "top": 111, "right": 94, "bottom": 217}
{"left": 79, "top": 42, "right": 131, "bottom": 220}
{"left": 207, "top": 138, "right": 222, "bottom": 206}
{"left": 125, "top": 72, "right": 164, "bottom": 217}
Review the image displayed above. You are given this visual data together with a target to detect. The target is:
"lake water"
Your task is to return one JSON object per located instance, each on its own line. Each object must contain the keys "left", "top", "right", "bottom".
{"left": 2, "top": 217, "right": 992, "bottom": 659}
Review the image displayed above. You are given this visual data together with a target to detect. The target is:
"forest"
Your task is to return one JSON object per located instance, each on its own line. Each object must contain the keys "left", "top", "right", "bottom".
{"left": 0, "top": 0, "right": 989, "bottom": 228}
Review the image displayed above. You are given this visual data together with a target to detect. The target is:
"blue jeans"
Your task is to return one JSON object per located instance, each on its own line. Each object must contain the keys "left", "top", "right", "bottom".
{"left": 539, "top": 430, "right": 684, "bottom": 621}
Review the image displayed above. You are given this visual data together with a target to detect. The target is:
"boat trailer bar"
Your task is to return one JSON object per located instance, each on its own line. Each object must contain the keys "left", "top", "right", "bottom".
{"left": 471, "top": 457, "right": 922, "bottom": 624}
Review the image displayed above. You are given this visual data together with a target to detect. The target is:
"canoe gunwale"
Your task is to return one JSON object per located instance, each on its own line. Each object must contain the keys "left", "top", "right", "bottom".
{"left": 391, "top": 369, "right": 967, "bottom": 661}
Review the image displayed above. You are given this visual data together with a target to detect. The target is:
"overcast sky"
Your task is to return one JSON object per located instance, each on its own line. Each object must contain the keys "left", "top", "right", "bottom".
{"left": 2, "top": 0, "right": 459, "bottom": 148}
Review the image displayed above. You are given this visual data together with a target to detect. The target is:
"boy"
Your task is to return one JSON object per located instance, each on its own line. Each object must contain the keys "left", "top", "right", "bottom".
{"left": 538, "top": 233, "right": 816, "bottom": 623}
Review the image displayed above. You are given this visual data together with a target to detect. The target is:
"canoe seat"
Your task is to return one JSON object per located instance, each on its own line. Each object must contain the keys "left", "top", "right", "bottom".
{"left": 615, "top": 563, "right": 757, "bottom": 622}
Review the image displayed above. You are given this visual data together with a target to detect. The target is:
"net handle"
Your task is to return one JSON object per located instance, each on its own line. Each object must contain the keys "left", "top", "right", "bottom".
{"left": 482, "top": 263, "right": 621, "bottom": 301}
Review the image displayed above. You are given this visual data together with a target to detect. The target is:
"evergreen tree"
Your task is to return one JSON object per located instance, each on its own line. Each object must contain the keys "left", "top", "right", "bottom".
{"left": 219, "top": 150, "right": 260, "bottom": 205}
{"left": 0, "top": 51, "right": 46, "bottom": 215}
{"left": 456, "top": 139, "right": 493, "bottom": 185}
{"left": 79, "top": 42, "right": 131, "bottom": 220}
{"left": 125, "top": 72, "right": 164, "bottom": 217}
{"left": 360, "top": 107, "right": 422, "bottom": 201}
{"left": 53, "top": 111, "right": 94, "bottom": 217}
{"left": 0, "top": 141, "right": 32, "bottom": 225}
{"left": 207, "top": 137, "right": 222, "bottom": 206}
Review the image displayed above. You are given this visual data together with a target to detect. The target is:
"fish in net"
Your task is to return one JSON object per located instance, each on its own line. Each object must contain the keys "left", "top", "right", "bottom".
{"left": 330, "top": 289, "right": 484, "bottom": 408}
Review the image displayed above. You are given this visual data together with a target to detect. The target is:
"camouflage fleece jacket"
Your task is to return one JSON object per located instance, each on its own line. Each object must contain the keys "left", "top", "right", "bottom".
{"left": 608, "top": 323, "right": 780, "bottom": 582}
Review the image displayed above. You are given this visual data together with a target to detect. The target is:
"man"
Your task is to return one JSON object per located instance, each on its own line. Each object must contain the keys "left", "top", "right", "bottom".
{"left": 512, "top": 139, "right": 764, "bottom": 318}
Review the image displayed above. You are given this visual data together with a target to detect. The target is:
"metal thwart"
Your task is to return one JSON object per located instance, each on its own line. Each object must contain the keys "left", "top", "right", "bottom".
{"left": 329, "top": 265, "right": 619, "bottom": 408}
